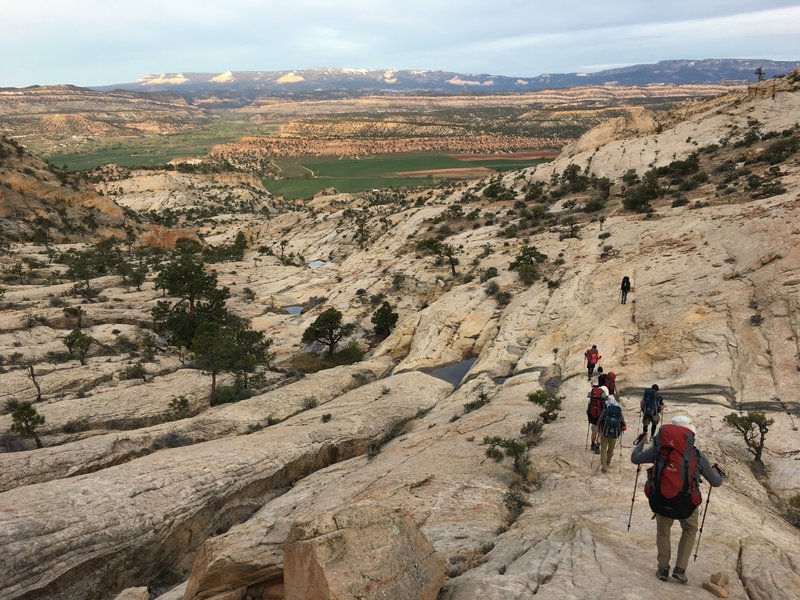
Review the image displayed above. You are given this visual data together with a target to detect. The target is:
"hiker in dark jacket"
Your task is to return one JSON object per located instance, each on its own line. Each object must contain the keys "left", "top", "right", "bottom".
{"left": 596, "top": 367, "right": 607, "bottom": 388}
{"left": 597, "top": 395, "right": 626, "bottom": 473}
{"left": 640, "top": 384, "right": 664, "bottom": 439}
{"left": 620, "top": 276, "right": 631, "bottom": 304}
{"left": 631, "top": 415, "right": 725, "bottom": 584}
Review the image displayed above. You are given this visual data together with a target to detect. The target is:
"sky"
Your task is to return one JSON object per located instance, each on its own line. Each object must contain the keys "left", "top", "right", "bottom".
{"left": 2, "top": 0, "right": 799, "bottom": 87}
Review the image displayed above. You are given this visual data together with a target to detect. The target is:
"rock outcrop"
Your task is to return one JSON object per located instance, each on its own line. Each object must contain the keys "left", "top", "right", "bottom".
{"left": 282, "top": 502, "right": 445, "bottom": 600}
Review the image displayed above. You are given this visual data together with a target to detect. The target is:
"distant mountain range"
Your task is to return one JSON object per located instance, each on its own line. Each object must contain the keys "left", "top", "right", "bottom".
{"left": 96, "top": 59, "right": 800, "bottom": 98}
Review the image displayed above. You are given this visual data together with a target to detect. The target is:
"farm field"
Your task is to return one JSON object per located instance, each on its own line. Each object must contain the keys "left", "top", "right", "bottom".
{"left": 46, "top": 114, "right": 279, "bottom": 170}
{"left": 263, "top": 152, "right": 552, "bottom": 199}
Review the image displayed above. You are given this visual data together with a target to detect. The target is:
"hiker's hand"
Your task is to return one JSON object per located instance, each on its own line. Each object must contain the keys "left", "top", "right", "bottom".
{"left": 635, "top": 433, "right": 646, "bottom": 445}
{"left": 713, "top": 463, "right": 727, "bottom": 478}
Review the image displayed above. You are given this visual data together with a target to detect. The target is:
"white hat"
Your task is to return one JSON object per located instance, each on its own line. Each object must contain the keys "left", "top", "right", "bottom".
{"left": 599, "top": 386, "right": 609, "bottom": 397}
{"left": 671, "top": 415, "right": 696, "bottom": 434}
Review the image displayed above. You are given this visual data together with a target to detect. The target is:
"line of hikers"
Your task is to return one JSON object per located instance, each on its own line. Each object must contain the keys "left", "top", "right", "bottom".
{"left": 582, "top": 346, "right": 727, "bottom": 585}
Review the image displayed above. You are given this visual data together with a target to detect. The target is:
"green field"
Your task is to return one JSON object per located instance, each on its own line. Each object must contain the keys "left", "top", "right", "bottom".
{"left": 47, "top": 114, "right": 278, "bottom": 171}
{"left": 264, "top": 154, "right": 551, "bottom": 199}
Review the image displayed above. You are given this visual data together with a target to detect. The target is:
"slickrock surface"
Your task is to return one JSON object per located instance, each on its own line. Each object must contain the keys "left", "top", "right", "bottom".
{"left": 1, "top": 72, "right": 800, "bottom": 600}
{"left": 0, "top": 372, "right": 452, "bottom": 599}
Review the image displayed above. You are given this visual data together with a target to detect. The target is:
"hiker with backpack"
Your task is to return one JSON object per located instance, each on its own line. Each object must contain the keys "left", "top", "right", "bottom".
{"left": 584, "top": 345, "right": 601, "bottom": 380}
{"left": 597, "top": 394, "right": 626, "bottom": 472}
{"left": 641, "top": 384, "right": 664, "bottom": 439}
{"left": 631, "top": 415, "right": 725, "bottom": 584}
{"left": 620, "top": 276, "right": 631, "bottom": 304}
{"left": 606, "top": 371, "right": 617, "bottom": 395}
{"left": 586, "top": 385, "right": 608, "bottom": 453}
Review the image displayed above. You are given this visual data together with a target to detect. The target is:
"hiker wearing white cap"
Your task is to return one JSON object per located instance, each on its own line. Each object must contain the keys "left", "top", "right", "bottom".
{"left": 597, "top": 394, "right": 626, "bottom": 472}
{"left": 631, "top": 415, "right": 725, "bottom": 584}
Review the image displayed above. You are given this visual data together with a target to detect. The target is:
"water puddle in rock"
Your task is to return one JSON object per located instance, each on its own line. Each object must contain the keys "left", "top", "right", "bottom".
{"left": 428, "top": 358, "right": 477, "bottom": 387}
{"left": 284, "top": 306, "right": 303, "bottom": 316}
{"left": 307, "top": 260, "right": 326, "bottom": 268}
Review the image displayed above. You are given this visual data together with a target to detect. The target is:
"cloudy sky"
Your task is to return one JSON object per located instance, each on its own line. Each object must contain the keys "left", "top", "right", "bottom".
{"left": 2, "top": 0, "right": 799, "bottom": 86}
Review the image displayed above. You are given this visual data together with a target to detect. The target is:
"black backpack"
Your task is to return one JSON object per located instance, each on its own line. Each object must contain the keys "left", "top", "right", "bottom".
{"left": 602, "top": 404, "right": 623, "bottom": 438}
{"left": 642, "top": 388, "right": 659, "bottom": 417}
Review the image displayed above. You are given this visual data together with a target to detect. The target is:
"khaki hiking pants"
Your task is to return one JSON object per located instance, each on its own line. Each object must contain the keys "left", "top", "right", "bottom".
{"left": 599, "top": 435, "right": 616, "bottom": 470}
{"left": 656, "top": 509, "right": 699, "bottom": 570}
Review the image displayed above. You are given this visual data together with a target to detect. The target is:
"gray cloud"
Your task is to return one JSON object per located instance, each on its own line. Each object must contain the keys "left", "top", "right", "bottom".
{"left": 1, "top": 1, "right": 799, "bottom": 85}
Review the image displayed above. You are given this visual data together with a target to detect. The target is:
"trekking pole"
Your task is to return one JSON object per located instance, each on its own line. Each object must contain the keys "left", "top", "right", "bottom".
{"left": 693, "top": 484, "right": 714, "bottom": 561}
{"left": 627, "top": 464, "right": 642, "bottom": 531}
{"left": 585, "top": 422, "right": 590, "bottom": 451}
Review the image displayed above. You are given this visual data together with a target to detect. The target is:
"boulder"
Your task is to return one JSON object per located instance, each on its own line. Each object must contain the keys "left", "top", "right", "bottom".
{"left": 113, "top": 588, "right": 149, "bottom": 600}
{"left": 702, "top": 571, "right": 731, "bottom": 598}
{"left": 283, "top": 502, "right": 445, "bottom": 600}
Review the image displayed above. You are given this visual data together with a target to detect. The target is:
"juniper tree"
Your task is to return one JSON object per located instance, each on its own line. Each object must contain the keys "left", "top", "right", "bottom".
{"left": 302, "top": 308, "right": 355, "bottom": 357}
{"left": 724, "top": 411, "right": 773, "bottom": 463}
{"left": 10, "top": 403, "right": 45, "bottom": 449}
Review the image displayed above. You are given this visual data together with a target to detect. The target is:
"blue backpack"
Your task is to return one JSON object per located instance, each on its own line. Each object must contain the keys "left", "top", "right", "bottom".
{"left": 602, "top": 405, "right": 623, "bottom": 438}
{"left": 642, "top": 389, "right": 659, "bottom": 417}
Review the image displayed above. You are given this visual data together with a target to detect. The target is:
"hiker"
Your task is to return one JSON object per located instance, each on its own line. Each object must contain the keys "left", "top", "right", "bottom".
{"left": 631, "top": 415, "right": 725, "bottom": 584}
{"left": 597, "top": 367, "right": 607, "bottom": 387}
{"left": 597, "top": 394, "right": 626, "bottom": 472}
{"left": 620, "top": 276, "right": 631, "bottom": 304}
{"left": 641, "top": 384, "right": 664, "bottom": 439}
{"left": 586, "top": 385, "right": 608, "bottom": 453}
{"left": 606, "top": 371, "right": 617, "bottom": 395}
{"left": 584, "top": 345, "right": 601, "bottom": 380}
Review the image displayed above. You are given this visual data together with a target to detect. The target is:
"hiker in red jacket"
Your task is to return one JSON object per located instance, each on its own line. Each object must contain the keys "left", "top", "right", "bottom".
{"left": 584, "top": 345, "right": 601, "bottom": 380}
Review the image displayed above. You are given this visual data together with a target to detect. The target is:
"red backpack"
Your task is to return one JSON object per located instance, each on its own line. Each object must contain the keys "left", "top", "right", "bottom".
{"left": 644, "top": 424, "right": 702, "bottom": 519}
{"left": 586, "top": 349, "right": 600, "bottom": 364}
{"left": 586, "top": 387, "right": 605, "bottom": 423}
{"left": 606, "top": 371, "right": 617, "bottom": 393}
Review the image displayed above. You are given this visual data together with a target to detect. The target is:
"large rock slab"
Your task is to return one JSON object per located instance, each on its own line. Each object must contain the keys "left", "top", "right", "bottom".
{"left": 0, "top": 360, "right": 390, "bottom": 491}
{"left": 0, "top": 371, "right": 452, "bottom": 600}
{"left": 283, "top": 502, "right": 445, "bottom": 600}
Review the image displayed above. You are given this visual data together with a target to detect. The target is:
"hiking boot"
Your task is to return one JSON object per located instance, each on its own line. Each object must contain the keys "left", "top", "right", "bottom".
{"left": 657, "top": 568, "right": 670, "bottom": 581}
{"left": 601, "top": 466, "right": 608, "bottom": 473}
{"left": 672, "top": 567, "right": 688, "bottom": 584}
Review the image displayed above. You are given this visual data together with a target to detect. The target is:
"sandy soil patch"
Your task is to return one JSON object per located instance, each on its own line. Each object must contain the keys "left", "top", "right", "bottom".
{"left": 449, "top": 150, "right": 559, "bottom": 161}
{"left": 394, "top": 167, "right": 496, "bottom": 178}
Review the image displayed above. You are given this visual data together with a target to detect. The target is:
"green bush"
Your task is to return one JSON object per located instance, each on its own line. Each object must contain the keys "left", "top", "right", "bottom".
{"left": 527, "top": 390, "right": 562, "bottom": 423}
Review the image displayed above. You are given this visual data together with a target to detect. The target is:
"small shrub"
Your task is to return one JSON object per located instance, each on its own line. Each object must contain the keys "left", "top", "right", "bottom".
{"left": 480, "top": 267, "right": 499, "bottom": 282}
{"left": 302, "top": 396, "right": 318, "bottom": 410}
{"left": 484, "top": 281, "right": 500, "bottom": 296}
{"left": 527, "top": 389, "right": 562, "bottom": 423}
{"left": 483, "top": 436, "right": 529, "bottom": 476}
{"left": 63, "top": 418, "right": 90, "bottom": 433}
{"left": 321, "top": 413, "right": 332, "bottom": 423}
{"left": 750, "top": 314, "right": 764, "bottom": 326}
{"left": 496, "top": 291, "right": 513, "bottom": 306}
{"left": 115, "top": 334, "right": 139, "bottom": 354}
{"left": 463, "top": 395, "right": 488, "bottom": 413}
{"left": 166, "top": 396, "right": 191, "bottom": 421}
{"left": 671, "top": 197, "right": 689, "bottom": 208}
{"left": 516, "top": 264, "right": 539, "bottom": 286}
{"left": 520, "top": 420, "right": 544, "bottom": 446}
{"left": 210, "top": 384, "right": 238, "bottom": 406}
{"left": 122, "top": 363, "right": 146, "bottom": 381}
{"left": 154, "top": 432, "right": 194, "bottom": 449}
